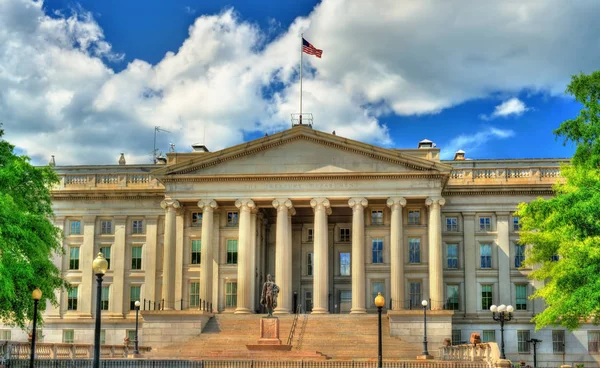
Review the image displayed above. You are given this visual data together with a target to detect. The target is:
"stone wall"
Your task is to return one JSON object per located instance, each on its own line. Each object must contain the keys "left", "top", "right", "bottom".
{"left": 140, "top": 310, "right": 212, "bottom": 350}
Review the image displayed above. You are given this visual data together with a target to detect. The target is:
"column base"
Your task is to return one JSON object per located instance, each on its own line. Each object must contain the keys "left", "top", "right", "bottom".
{"left": 350, "top": 308, "right": 367, "bottom": 314}
{"left": 234, "top": 307, "right": 252, "bottom": 314}
{"left": 311, "top": 307, "right": 329, "bottom": 314}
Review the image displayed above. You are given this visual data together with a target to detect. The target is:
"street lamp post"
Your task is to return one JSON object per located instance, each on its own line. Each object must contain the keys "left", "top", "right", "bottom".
{"left": 421, "top": 300, "right": 429, "bottom": 357}
{"left": 134, "top": 300, "right": 141, "bottom": 355}
{"left": 92, "top": 253, "right": 108, "bottom": 368}
{"left": 490, "top": 304, "right": 514, "bottom": 360}
{"left": 527, "top": 338, "right": 542, "bottom": 368}
{"left": 30, "top": 288, "right": 42, "bottom": 368}
{"left": 374, "top": 292, "right": 385, "bottom": 368}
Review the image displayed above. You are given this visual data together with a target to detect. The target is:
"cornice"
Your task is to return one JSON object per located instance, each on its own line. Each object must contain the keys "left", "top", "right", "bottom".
{"left": 161, "top": 172, "right": 449, "bottom": 183}
{"left": 443, "top": 185, "right": 555, "bottom": 196}
{"left": 52, "top": 190, "right": 165, "bottom": 201}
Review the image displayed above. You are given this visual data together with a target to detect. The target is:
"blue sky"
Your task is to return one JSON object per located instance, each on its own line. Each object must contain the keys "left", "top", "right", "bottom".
{"left": 2, "top": 0, "right": 597, "bottom": 165}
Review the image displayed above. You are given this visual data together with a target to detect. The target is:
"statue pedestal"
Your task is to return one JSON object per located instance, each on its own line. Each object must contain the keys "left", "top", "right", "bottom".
{"left": 246, "top": 317, "right": 292, "bottom": 351}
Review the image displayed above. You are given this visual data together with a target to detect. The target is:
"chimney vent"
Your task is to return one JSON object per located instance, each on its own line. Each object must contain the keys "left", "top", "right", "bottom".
{"left": 191, "top": 143, "right": 209, "bottom": 152}
{"left": 418, "top": 139, "right": 434, "bottom": 149}
{"left": 454, "top": 150, "right": 466, "bottom": 160}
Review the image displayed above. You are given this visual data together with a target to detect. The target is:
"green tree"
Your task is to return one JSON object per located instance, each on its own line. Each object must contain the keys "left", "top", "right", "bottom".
{"left": 517, "top": 71, "right": 600, "bottom": 330}
{"left": 0, "top": 126, "right": 68, "bottom": 329}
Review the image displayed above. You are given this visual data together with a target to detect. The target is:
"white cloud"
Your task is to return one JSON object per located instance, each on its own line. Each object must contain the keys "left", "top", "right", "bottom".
{"left": 0, "top": 0, "right": 599, "bottom": 165}
{"left": 480, "top": 97, "right": 530, "bottom": 120}
{"left": 184, "top": 6, "right": 196, "bottom": 15}
{"left": 441, "top": 128, "right": 515, "bottom": 159}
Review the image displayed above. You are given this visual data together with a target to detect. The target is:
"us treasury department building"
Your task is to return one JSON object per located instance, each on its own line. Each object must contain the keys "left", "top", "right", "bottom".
{"left": 2, "top": 124, "right": 599, "bottom": 365}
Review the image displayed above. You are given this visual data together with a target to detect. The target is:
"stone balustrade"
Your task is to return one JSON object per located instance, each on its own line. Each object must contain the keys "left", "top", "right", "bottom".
{"left": 448, "top": 167, "right": 564, "bottom": 185}
{"left": 0, "top": 340, "right": 151, "bottom": 359}
{"left": 438, "top": 342, "right": 501, "bottom": 368}
{"left": 54, "top": 173, "right": 164, "bottom": 190}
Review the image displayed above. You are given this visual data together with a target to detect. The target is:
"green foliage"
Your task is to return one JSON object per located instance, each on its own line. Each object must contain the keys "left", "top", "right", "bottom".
{"left": 517, "top": 71, "right": 600, "bottom": 330}
{"left": 0, "top": 126, "right": 68, "bottom": 329}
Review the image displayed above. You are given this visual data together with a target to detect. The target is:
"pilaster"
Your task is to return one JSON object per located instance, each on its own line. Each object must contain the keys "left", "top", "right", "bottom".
{"left": 111, "top": 215, "right": 127, "bottom": 316}
{"left": 80, "top": 215, "right": 96, "bottom": 317}
{"left": 144, "top": 216, "right": 160, "bottom": 306}
{"left": 496, "top": 212, "right": 511, "bottom": 305}
{"left": 462, "top": 212, "right": 477, "bottom": 315}
{"left": 46, "top": 217, "right": 65, "bottom": 319}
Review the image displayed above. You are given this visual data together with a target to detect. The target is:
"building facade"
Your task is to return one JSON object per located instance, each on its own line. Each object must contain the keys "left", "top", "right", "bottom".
{"left": 1, "top": 125, "right": 598, "bottom": 365}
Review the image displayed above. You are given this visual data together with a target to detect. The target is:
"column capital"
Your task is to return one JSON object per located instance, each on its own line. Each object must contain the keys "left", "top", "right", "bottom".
{"left": 495, "top": 211, "right": 511, "bottom": 218}
{"left": 235, "top": 198, "right": 256, "bottom": 212}
{"left": 386, "top": 197, "right": 407, "bottom": 209}
{"left": 197, "top": 199, "right": 218, "bottom": 212}
{"left": 288, "top": 207, "right": 297, "bottom": 217}
{"left": 425, "top": 197, "right": 446, "bottom": 207}
{"left": 272, "top": 198, "right": 293, "bottom": 211}
{"left": 311, "top": 198, "right": 332, "bottom": 215}
{"left": 348, "top": 197, "right": 368, "bottom": 209}
{"left": 161, "top": 199, "right": 181, "bottom": 210}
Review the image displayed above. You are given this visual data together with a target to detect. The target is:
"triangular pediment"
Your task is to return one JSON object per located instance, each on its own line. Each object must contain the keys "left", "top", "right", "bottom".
{"left": 154, "top": 125, "right": 453, "bottom": 178}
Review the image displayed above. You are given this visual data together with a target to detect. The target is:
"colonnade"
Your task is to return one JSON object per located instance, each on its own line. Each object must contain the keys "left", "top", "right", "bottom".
{"left": 159, "top": 196, "right": 446, "bottom": 313}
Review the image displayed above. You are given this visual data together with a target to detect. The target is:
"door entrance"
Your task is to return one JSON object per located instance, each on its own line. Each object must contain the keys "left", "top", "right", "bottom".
{"left": 339, "top": 290, "right": 352, "bottom": 313}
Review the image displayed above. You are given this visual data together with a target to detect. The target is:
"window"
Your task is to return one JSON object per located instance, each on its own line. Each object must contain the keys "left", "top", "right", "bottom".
{"left": 132, "top": 220, "right": 144, "bottom": 234}
{"left": 68, "top": 287, "right": 78, "bottom": 311}
{"left": 62, "top": 329, "right": 74, "bottom": 344}
{"left": 101, "top": 286, "right": 109, "bottom": 311}
{"left": 191, "top": 212, "right": 202, "bottom": 227}
{"left": 518, "top": 330, "right": 531, "bottom": 353}
{"left": 371, "top": 210, "right": 383, "bottom": 225}
{"left": 307, "top": 228, "right": 314, "bottom": 242}
{"left": 100, "top": 330, "right": 106, "bottom": 345}
{"left": 339, "top": 228, "right": 350, "bottom": 242}
{"left": 410, "top": 282, "right": 421, "bottom": 308}
{"left": 481, "top": 284, "right": 492, "bottom": 310}
{"left": 552, "top": 330, "right": 565, "bottom": 353}
{"left": 70, "top": 220, "right": 81, "bottom": 235}
{"left": 69, "top": 247, "right": 80, "bottom": 270}
{"left": 479, "top": 217, "right": 492, "bottom": 231}
{"left": 446, "top": 285, "right": 459, "bottom": 310}
{"left": 190, "top": 282, "right": 200, "bottom": 308}
{"left": 131, "top": 246, "right": 142, "bottom": 270}
{"left": 516, "top": 284, "right": 528, "bottom": 310}
{"left": 482, "top": 330, "right": 496, "bottom": 343}
{"left": 227, "top": 211, "right": 239, "bottom": 226}
{"left": 100, "top": 247, "right": 111, "bottom": 269}
{"left": 446, "top": 217, "right": 458, "bottom": 232}
{"left": 340, "top": 253, "right": 350, "bottom": 276}
{"left": 305, "top": 291, "right": 313, "bottom": 312}
{"left": 480, "top": 244, "right": 492, "bottom": 269}
{"left": 513, "top": 216, "right": 522, "bottom": 231}
{"left": 515, "top": 243, "right": 525, "bottom": 268}
{"left": 447, "top": 244, "right": 458, "bottom": 269}
{"left": 451, "top": 330, "right": 461, "bottom": 345}
{"left": 307, "top": 252, "right": 314, "bottom": 276}
{"left": 130, "top": 286, "right": 141, "bottom": 310}
{"left": 0, "top": 329, "right": 11, "bottom": 340}
{"left": 191, "top": 240, "right": 201, "bottom": 264}
{"left": 372, "top": 238, "right": 383, "bottom": 264}
{"left": 371, "top": 281, "right": 384, "bottom": 306}
{"left": 409, "top": 238, "right": 420, "bottom": 264}
{"left": 101, "top": 220, "right": 112, "bottom": 234}
{"left": 225, "top": 281, "right": 237, "bottom": 308}
{"left": 589, "top": 331, "right": 600, "bottom": 353}
{"left": 226, "top": 240, "right": 238, "bottom": 264}
{"left": 408, "top": 210, "right": 420, "bottom": 225}
{"left": 127, "top": 330, "right": 136, "bottom": 342}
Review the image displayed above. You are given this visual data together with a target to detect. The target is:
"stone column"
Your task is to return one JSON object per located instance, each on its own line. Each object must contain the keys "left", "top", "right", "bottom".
{"left": 81, "top": 215, "right": 96, "bottom": 317}
{"left": 273, "top": 198, "right": 294, "bottom": 314}
{"left": 288, "top": 207, "right": 296, "bottom": 312}
{"left": 198, "top": 200, "right": 218, "bottom": 307}
{"left": 387, "top": 197, "right": 407, "bottom": 310}
{"left": 235, "top": 198, "right": 256, "bottom": 314}
{"left": 496, "top": 212, "right": 511, "bottom": 305}
{"left": 174, "top": 211, "right": 185, "bottom": 310}
{"left": 160, "top": 199, "right": 180, "bottom": 310}
{"left": 144, "top": 216, "right": 160, "bottom": 305}
{"left": 348, "top": 197, "right": 368, "bottom": 314}
{"left": 250, "top": 209, "right": 258, "bottom": 312}
{"left": 47, "top": 217, "right": 65, "bottom": 318}
{"left": 426, "top": 197, "right": 445, "bottom": 310}
{"left": 311, "top": 198, "right": 331, "bottom": 314}
{"left": 111, "top": 216, "right": 127, "bottom": 316}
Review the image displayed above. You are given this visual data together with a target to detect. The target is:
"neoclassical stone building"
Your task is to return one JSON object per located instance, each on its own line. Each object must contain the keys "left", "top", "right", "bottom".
{"left": 2, "top": 124, "right": 598, "bottom": 365}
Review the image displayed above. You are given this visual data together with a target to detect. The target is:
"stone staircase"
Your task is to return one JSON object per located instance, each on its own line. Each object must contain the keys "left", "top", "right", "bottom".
{"left": 149, "top": 313, "right": 424, "bottom": 361}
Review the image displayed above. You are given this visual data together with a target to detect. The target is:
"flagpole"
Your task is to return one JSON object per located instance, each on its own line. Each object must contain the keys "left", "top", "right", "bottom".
{"left": 300, "top": 33, "right": 303, "bottom": 125}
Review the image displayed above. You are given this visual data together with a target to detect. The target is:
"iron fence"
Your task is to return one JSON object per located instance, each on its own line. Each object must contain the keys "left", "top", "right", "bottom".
{"left": 3, "top": 359, "right": 489, "bottom": 368}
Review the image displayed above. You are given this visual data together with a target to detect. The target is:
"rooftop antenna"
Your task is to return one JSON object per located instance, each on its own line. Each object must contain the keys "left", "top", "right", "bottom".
{"left": 153, "top": 126, "right": 171, "bottom": 164}
{"left": 169, "top": 143, "right": 176, "bottom": 152}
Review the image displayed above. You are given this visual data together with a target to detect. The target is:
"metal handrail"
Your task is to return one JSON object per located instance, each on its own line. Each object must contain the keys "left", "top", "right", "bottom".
{"left": 286, "top": 304, "right": 301, "bottom": 345}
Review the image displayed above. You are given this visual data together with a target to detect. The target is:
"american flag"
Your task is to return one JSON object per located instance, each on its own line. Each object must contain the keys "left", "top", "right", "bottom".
{"left": 302, "top": 38, "right": 323, "bottom": 58}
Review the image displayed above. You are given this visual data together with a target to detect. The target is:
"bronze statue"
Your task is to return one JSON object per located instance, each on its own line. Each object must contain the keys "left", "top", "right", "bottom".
{"left": 260, "top": 274, "right": 279, "bottom": 317}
